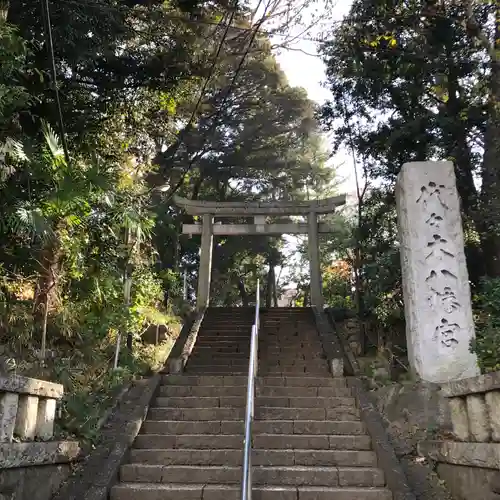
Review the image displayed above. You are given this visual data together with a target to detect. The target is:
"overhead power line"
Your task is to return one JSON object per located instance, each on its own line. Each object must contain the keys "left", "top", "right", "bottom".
{"left": 40, "top": 0, "right": 70, "bottom": 163}
{"left": 158, "top": 6, "right": 238, "bottom": 165}
{"left": 165, "top": 0, "right": 269, "bottom": 200}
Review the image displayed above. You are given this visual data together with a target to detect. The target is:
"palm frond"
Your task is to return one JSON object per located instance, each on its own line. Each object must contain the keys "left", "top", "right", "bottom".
{"left": 41, "top": 120, "right": 65, "bottom": 161}
{"left": 15, "top": 206, "right": 55, "bottom": 243}
{"left": 1, "top": 137, "right": 28, "bottom": 162}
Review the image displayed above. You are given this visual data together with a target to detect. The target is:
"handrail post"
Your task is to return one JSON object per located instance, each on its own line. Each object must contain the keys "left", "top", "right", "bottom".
{"left": 241, "top": 279, "right": 260, "bottom": 500}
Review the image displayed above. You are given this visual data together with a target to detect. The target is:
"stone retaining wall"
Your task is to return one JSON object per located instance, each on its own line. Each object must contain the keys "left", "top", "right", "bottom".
{"left": 419, "top": 371, "right": 500, "bottom": 499}
{"left": 0, "top": 374, "right": 80, "bottom": 500}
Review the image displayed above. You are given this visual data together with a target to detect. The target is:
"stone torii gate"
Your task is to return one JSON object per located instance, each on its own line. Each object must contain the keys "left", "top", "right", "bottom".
{"left": 174, "top": 194, "right": 347, "bottom": 310}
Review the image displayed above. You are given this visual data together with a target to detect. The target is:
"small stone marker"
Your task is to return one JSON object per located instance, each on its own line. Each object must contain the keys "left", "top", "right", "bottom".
{"left": 396, "top": 161, "right": 479, "bottom": 383}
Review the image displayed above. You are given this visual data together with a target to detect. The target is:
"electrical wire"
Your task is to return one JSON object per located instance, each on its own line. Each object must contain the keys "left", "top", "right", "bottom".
{"left": 58, "top": 0, "right": 449, "bottom": 43}
{"left": 160, "top": 6, "right": 239, "bottom": 164}
{"left": 40, "top": 0, "right": 70, "bottom": 164}
{"left": 164, "top": 0, "right": 269, "bottom": 200}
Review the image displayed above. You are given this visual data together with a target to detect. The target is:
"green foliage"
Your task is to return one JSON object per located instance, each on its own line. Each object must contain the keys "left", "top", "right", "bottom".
{"left": 471, "top": 278, "right": 500, "bottom": 373}
{"left": 0, "top": 21, "right": 31, "bottom": 139}
{"left": 0, "top": 0, "right": 348, "bottom": 442}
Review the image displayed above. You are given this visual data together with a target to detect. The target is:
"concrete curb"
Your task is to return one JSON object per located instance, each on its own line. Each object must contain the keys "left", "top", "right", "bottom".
{"left": 311, "top": 307, "right": 344, "bottom": 376}
{"left": 348, "top": 378, "right": 417, "bottom": 500}
{"left": 52, "top": 375, "right": 160, "bottom": 500}
{"left": 165, "top": 308, "right": 206, "bottom": 373}
{"left": 326, "top": 311, "right": 417, "bottom": 500}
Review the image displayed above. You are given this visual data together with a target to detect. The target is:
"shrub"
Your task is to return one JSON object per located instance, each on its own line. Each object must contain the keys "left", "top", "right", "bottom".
{"left": 470, "top": 277, "right": 500, "bottom": 373}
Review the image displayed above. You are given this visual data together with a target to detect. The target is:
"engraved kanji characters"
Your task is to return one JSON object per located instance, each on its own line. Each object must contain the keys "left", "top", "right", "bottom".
{"left": 433, "top": 318, "right": 459, "bottom": 347}
{"left": 416, "top": 181, "right": 449, "bottom": 209}
{"left": 419, "top": 181, "right": 461, "bottom": 348}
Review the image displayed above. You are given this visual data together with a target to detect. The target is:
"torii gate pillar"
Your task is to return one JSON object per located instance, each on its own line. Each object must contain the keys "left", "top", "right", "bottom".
{"left": 197, "top": 214, "right": 214, "bottom": 310}
{"left": 308, "top": 211, "right": 323, "bottom": 308}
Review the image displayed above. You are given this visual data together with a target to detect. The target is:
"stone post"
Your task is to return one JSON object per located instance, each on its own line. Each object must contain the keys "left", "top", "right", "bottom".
{"left": 308, "top": 211, "right": 323, "bottom": 308}
{"left": 396, "top": 161, "right": 479, "bottom": 383}
{"left": 197, "top": 214, "right": 214, "bottom": 310}
{"left": 0, "top": 393, "right": 18, "bottom": 442}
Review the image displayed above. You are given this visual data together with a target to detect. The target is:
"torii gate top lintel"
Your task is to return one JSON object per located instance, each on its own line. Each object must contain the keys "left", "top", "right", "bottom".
{"left": 173, "top": 194, "right": 346, "bottom": 217}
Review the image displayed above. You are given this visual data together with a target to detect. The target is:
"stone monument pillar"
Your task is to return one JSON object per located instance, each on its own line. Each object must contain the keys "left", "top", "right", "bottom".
{"left": 197, "top": 214, "right": 214, "bottom": 310}
{"left": 308, "top": 211, "right": 324, "bottom": 308}
{"left": 396, "top": 161, "right": 479, "bottom": 383}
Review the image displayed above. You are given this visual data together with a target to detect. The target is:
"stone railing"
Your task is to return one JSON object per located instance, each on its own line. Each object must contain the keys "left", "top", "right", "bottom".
{"left": 441, "top": 371, "right": 500, "bottom": 442}
{"left": 419, "top": 371, "right": 500, "bottom": 499}
{"left": 0, "top": 374, "right": 80, "bottom": 500}
{"left": 0, "top": 373, "right": 63, "bottom": 442}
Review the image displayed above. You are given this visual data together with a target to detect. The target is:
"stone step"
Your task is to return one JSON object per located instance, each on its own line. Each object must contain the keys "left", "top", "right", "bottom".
{"left": 185, "top": 360, "right": 249, "bottom": 368}
{"left": 158, "top": 385, "right": 353, "bottom": 397}
{"left": 262, "top": 317, "right": 312, "bottom": 320}
{"left": 261, "top": 331, "right": 316, "bottom": 334}
{"left": 196, "top": 334, "right": 251, "bottom": 339}
{"left": 185, "top": 368, "right": 247, "bottom": 375}
{"left": 134, "top": 434, "right": 372, "bottom": 450}
{"left": 160, "top": 375, "right": 347, "bottom": 387}
{"left": 259, "top": 348, "right": 324, "bottom": 353}
{"left": 259, "top": 342, "right": 321, "bottom": 346}
{"left": 259, "top": 342, "right": 323, "bottom": 347}
{"left": 141, "top": 420, "right": 365, "bottom": 435}
{"left": 198, "top": 331, "right": 251, "bottom": 336}
{"left": 111, "top": 483, "right": 392, "bottom": 500}
{"left": 259, "top": 332, "right": 318, "bottom": 336}
{"left": 129, "top": 448, "right": 378, "bottom": 466}
{"left": 190, "top": 348, "right": 250, "bottom": 354}
{"left": 120, "top": 464, "right": 385, "bottom": 487}
{"left": 187, "top": 355, "right": 249, "bottom": 362}
{"left": 195, "top": 336, "right": 250, "bottom": 341}
{"left": 188, "top": 353, "right": 249, "bottom": 359}
{"left": 260, "top": 362, "right": 329, "bottom": 369}
{"left": 153, "top": 396, "right": 356, "bottom": 409}
{"left": 261, "top": 328, "right": 316, "bottom": 332}
{"left": 184, "top": 361, "right": 247, "bottom": 367}
{"left": 260, "top": 369, "right": 331, "bottom": 376}
{"left": 193, "top": 342, "right": 250, "bottom": 347}
{"left": 199, "top": 326, "right": 252, "bottom": 332}
{"left": 259, "top": 344, "right": 324, "bottom": 349}
{"left": 148, "top": 406, "right": 360, "bottom": 421}
{"left": 259, "top": 352, "right": 326, "bottom": 358}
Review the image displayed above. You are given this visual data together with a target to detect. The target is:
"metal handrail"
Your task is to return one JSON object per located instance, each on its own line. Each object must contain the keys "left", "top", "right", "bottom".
{"left": 241, "top": 279, "right": 260, "bottom": 500}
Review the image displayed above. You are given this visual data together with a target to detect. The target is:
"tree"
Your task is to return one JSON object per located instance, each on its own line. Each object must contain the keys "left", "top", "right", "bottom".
{"left": 319, "top": 0, "right": 498, "bottom": 278}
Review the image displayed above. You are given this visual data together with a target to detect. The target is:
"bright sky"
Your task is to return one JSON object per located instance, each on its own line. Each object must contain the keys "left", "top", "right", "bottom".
{"left": 249, "top": 0, "right": 356, "bottom": 288}
{"left": 269, "top": 0, "right": 356, "bottom": 195}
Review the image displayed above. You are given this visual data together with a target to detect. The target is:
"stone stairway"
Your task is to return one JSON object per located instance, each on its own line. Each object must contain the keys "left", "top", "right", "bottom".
{"left": 111, "top": 308, "right": 393, "bottom": 500}
{"left": 184, "top": 307, "right": 253, "bottom": 375}
{"left": 259, "top": 308, "right": 331, "bottom": 377}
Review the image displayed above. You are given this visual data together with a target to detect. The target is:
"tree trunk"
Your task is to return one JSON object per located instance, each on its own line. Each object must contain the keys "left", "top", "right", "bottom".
{"left": 34, "top": 235, "right": 62, "bottom": 361}
{"left": 191, "top": 176, "right": 203, "bottom": 201}
{"left": 266, "top": 266, "right": 273, "bottom": 309}
{"left": 441, "top": 40, "right": 486, "bottom": 282}
{"left": 236, "top": 276, "right": 249, "bottom": 307}
{"left": 303, "top": 288, "right": 309, "bottom": 307}
{"left": 35, "top": 237, "right": 61, "bottom": 316}
{"left": 266, "top": 266, "right": 274, "bottom": 308}
{"left": 480, "top": 9, "right": 500, "bottom": 277}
